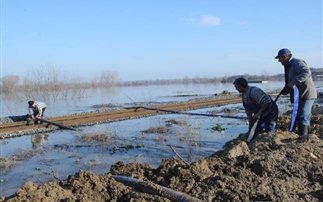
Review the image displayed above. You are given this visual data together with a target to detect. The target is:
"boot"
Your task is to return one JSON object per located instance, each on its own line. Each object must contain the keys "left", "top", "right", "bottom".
{"left": 34, "top": 120, "right": 41, "bottom": 124}
{"left": 26, "top": 118, "right": 33, "bottom": 126}
{"left": 25, "top": 114, "right": 33, "bottom": 126}
{"left": 297, "top": 125, "right": 309, "bottom": 142}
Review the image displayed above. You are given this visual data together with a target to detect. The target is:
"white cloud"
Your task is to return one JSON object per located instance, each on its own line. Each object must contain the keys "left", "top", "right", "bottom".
{"left": 188, "top": 15, "right": 221, "bottom": 27}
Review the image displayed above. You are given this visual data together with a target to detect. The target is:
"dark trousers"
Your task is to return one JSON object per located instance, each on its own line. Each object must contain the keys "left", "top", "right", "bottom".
{"left": 33, "top": 107, "right": 46, "bottom": 124}
{"left": 33, "top": 107, "right": 46, "bottom": 118}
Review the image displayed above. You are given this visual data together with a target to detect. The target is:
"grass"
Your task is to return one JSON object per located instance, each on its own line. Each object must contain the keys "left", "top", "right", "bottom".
{"left": 210, "top": 123, "right": 226, "bottom": 132}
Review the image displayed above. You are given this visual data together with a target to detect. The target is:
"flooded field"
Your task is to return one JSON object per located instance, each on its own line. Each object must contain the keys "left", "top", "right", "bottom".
{"left": 1, "top": 81, "right": 322, "bottom": 197}
{"left": 0, "top": 82, "right": 287, "bottom": 117}
{"left": 0, "top": 104, "right": 247, "bottom": 196}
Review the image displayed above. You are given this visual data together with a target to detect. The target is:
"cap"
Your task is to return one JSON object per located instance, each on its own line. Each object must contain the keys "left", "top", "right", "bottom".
{"left": 28, "top": 100, "right": 34, "bottom": 106}
{"left": 275, "top": 48, "right": 291, "bottom": 59}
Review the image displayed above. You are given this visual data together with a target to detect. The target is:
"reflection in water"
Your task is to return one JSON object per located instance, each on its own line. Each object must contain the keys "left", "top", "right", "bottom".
{"left": 0, "top": 81, "right": 293, "bottom": 117}
{"left": 31, "top": 134, "right": 49, "bottom": 149}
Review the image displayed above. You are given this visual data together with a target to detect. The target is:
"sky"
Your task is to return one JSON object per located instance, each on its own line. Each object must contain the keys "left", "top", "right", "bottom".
{"left": 1, "top": 0, "right": 322, "bottom": 81}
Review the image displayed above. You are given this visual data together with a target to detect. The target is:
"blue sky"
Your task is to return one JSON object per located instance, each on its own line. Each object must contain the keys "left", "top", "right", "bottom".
{"left": 1, "top": 0, "right": 322, "bottom": 81}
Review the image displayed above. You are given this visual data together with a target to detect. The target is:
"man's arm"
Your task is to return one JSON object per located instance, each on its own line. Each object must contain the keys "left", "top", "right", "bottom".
{"left": 29, "top": 108, "right": 35, "bottom": 119}
{"left": 281, "top": 86, "right": 292, "bottom": 95}
{"left": 36, "top": 108, "right": 43, "bottom": 118}
{"left": 250, "top": 88, "right": 271, "bottom": 120}
{"left": 253, "top": 102, "right": 269, "bottom": 120}
{"left": 245, "top": 109, "right": 253, "bottom": 130}
{"left": 288, "top": 59, "right": 310, "bottom": 88}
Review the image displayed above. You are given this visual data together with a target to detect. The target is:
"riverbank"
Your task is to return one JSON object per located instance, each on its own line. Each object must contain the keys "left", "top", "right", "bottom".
{"left": 2, "top": 105, "right": 322, "bottom": 201}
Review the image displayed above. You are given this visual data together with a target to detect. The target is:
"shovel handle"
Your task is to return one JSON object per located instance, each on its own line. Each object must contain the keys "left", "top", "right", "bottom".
{"left": 274, "top": 87, "right": 285, "bottom": 103}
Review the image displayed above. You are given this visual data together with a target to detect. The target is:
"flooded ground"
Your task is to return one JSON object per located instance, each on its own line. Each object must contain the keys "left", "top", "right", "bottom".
{"left": 1, "top": 82, "right": 322, "bottom": 198}
{"left": 0, "top": 103, "right": 248, "bottom": 196}
{"left": 1, "top": 105, "right": 322, "bottom": 201}
{"left": 0, "top": 82, "right": 288, "bottom": 117}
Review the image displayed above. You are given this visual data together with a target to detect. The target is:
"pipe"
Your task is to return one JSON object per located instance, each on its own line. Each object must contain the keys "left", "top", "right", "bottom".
{"left": 37, "top": 118, "right": 76, "bottom": 131}
{"left": 126, "top": 106, "right": 247, "bottom": 120}
{"left": 112, "top": 175, "right": 203, "bottom": 202}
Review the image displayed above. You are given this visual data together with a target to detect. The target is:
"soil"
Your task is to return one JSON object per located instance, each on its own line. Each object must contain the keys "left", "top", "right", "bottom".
{"left": 1, "top": 105, "right": 322, "bottom": 201}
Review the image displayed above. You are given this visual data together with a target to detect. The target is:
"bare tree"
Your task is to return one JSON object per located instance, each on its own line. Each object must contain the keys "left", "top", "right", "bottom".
{"left": 91, "top": 75, "right": 98, "bottom": 88}
{"left": 21, "top": 65, "right": 66, "bottom": 101}
{"left": 0, "top": 75, "right": 20, "bottom": 94}
{"left": 99, "top": 70, "right": 119, "bottom": 87}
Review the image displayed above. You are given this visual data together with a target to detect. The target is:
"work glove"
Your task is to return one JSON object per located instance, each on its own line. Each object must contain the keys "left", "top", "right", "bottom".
{"left": 281, "top": 85, "right": 291, "bottom": 95}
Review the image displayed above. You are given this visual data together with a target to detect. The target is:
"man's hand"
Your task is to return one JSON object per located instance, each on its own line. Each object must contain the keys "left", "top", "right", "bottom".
{"left": 287, "top": 81, "right": 295, "bottom": 88}
{"left": 281, "top": 85, "right": 291, "bottom": 95}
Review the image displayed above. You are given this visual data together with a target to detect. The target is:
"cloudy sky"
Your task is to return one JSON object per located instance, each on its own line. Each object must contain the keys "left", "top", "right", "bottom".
{"left": 1, "top": 0, "right": 322, "bottom": 81}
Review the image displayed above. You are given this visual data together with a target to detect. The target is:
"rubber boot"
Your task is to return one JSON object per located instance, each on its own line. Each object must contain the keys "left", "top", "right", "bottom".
{"left": 26, "top": 118, "right": 33, "bottom": 126}
{"left": 298, "top": 125, "right": 309, "bottom": 142}
{"left": 26, "top": 114, "right": 33, "bottom": 126}
{"left": 308, "top": 124, "right": 311, "bottom": 133}
{"left": 297, "top": 123, "right": 301, "bottom": 137}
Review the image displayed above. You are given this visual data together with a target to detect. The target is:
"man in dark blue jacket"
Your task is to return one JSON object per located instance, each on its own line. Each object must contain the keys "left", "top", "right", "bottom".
{"left": 275, "top": 48, "right": 317, "bottom": 141}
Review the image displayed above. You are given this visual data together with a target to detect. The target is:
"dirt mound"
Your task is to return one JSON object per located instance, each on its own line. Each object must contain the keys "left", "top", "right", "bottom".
{"left": 2, "top": 108, "right": 323, "bottom": 202}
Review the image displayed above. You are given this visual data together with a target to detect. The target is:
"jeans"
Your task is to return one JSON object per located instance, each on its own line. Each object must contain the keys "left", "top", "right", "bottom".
{"left": 257, "top": 117, "right": 277, "bottom": 133}
{"left": 297, "top": 99, "right": 315, "bottom": 126}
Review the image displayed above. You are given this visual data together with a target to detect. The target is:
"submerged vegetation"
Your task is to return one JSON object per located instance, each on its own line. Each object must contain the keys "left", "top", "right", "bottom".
{"left": 210, "top": 123, "right": 226, "bottom": 132}
{"left": 0, "top": 66, "right": 119, "bottom": 101}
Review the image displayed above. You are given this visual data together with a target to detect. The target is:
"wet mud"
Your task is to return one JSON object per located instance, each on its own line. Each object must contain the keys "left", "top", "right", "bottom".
{"left": 1, "top": 105, "right": 322, "bottom": 201}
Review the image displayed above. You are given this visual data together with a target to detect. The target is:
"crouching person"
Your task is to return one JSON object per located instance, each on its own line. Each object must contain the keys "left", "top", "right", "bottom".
{"left": 233, "top": 77, "right": 278, "bottom": 139}
{"left": 26, "top": 100, "right": 47, "bottom": 125}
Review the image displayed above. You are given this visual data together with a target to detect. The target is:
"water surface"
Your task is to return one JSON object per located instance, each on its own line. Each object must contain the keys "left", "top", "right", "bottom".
{"left": 1, "top": 81, "right": 322, "bottom": 197}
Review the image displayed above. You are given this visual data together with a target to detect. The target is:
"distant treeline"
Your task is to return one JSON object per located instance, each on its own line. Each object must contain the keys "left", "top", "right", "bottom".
{"left": 120, "top": 68, "right": 323, "bottom": 86}
{"left": 1, "top": 67, "right": 322, "bottom": 99}
{"left": 0, "top": 67, "right": 119, "bottom": 100}
{"left": 119, "top": 77, "right": 222, "bottom": 86}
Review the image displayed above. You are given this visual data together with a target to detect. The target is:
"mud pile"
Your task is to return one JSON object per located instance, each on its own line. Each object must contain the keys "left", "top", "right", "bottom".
{"left": 2, "top": 107, "right": 322, "bottom": 202}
